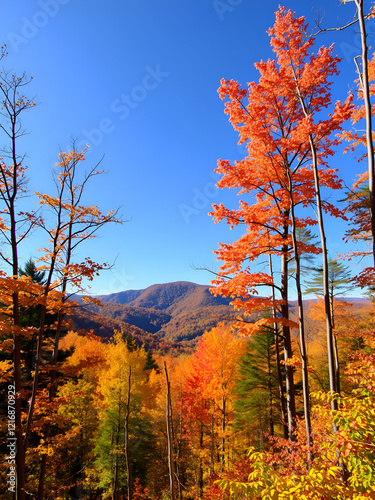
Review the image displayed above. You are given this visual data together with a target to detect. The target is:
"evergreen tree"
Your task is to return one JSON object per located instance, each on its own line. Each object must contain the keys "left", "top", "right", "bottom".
{"left": 19, "top": 258, "right": 46, "bottom": 284}
{"left": 304, "top": 257, "right": 354, "bottom": 329}
{"left": 305, "top": 257, "right": 354, "bottom": 394}
{"left": 143, "top": 350, "right": 160, "bottom": 373}
{"left": 234, "top": 329, "right": 284, "bottom": 451}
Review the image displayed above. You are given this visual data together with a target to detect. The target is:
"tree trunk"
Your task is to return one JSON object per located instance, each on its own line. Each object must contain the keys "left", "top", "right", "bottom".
{"left": 292, "top": 73, "right": 338, "bottom": 411}
{"left": 287, "top": 169, "right": 313, "bottom": 460}
{"left": 11, "top": 184, "right": 26, "bottom": 500}
{"left": 176, "top": 383, "right": 183, "bottom": 500}
{"left": 164, "top": 362, "right": 176, "bottom": 500}
{"left": 13, "top": 293, "right": 26, "bottom": 500}
{"left": 210, "top": 404, "right": 214, "bottom": 477}
{"left": 259, "top": 409, "right": 263, "bottom": 452}
{"left": 269, "top": 254, "right": 288, "bottom": 439}
{"left": 309, "top": 134, "right": 338, "bottom": 410}
{"left": 355, "top": 0, "right": 375, "bottom": 267}
{"left": 197, "top": 424, "right": 203, "bottom": 499}
{"left": 267, "top": 335, "right": 274, "bottom": 438}
{"left": 125, "top": 367, "right": 132, "bottom": 500}
{"left": 281, "top": 216, "right": 297, "bottom": 440}
{"left": 221, "top": 396, "right": 226, "bottom": 471}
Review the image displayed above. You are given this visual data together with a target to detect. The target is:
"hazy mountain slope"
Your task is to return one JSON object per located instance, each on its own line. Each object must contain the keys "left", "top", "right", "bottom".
{"left": 100, "top": 282, "right": 232, "bottom": 311}
{"left": 87, "top": 302, "right": 171, "bottom": 334}
{"left": 70, "top": 305, "right": 191, "bottom": 355}
{"left": 92, "top": 281, "right": 236, "bottom": 341}
{"left": 75, "top": 282, "right": 371, "bottom": 346}
{"left": 97, "top": 288, "right": 145, "bottom": 305}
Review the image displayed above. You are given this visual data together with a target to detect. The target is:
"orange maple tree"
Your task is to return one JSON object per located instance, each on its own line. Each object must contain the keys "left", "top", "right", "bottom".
{"left": 210, "top": 6, "right": 353, "bottom": 443}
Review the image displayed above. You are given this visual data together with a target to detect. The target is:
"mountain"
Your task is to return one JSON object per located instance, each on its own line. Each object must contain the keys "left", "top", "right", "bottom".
{"left": 84, "top": 281, "right": 238, "bottom": 342}
{"left": 70, "top": 304, "right": 193, "bottom": 356}
{"left": 70, "top": 281, "right": 371, "bottom": 350}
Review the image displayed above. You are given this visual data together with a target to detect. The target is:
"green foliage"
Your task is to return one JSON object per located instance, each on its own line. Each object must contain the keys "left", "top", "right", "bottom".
{"left": 19, "top": 258, "right": 46, "bottom": 284}
{"left": 304, "top": 257, "right": 354, "bottom": 299}
{"left": 234, "top": 330, "right": 284, "bottom": 447}
{"left": 143, "top": 350, "right": 160, "bottom": 372}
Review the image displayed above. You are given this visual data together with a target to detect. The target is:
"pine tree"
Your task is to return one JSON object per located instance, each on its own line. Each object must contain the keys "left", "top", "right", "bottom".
{"left": 143, "top": 350, "right": 160, "bottom": 373}
{"left": 305, "top": 257, "right": 354, "bottom": 329}
{"left": 234, "top": 329, "right": 284, "bottom": 451}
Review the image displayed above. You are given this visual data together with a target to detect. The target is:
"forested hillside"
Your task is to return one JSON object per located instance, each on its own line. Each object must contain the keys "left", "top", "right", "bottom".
{"left": 70, "top": 304, "right": 191, "bottom": 355}
{"left": 76, "top": 283, "right": 371, "bottom": 347}
{"left": 85, "top": 281, "right": 239, "bottom": 342}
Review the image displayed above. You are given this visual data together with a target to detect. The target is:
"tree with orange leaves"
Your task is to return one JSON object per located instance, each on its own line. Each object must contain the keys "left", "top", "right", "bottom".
{"left": 0, "top": 59, "right": 121, "bottom": 497}
{"left": 182, "top": 324, "right": 245, "bottom": 495}
{"left": 211, "top": 6, "right": 353, "bottom": 445}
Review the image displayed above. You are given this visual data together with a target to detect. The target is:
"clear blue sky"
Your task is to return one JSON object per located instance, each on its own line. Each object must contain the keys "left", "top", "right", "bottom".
{"left": 2, "top": 0, "right": 373, "bottom": 296}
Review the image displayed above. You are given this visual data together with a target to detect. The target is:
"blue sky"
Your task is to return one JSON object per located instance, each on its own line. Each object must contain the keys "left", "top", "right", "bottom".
{"left": 1, "top": 0, "right": 373, "bottom": 296}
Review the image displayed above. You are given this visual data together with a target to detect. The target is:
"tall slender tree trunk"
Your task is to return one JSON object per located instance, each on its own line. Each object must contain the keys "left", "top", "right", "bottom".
{"left": 267, "top": 337, "right": 274, "bottom": 438}
{"left": 269, "top": 254, "right": 288, "bottom": 439}
{"left": 210, "top": 405, "right": 214, "bottom": 477}
{"left": 259, "top": 409, "right": 264, "bottom": 452}
{"left": 10, "top": 198, "right": 26, "bottom": 500}
{"left": 329, "top": 294, "right": 341, "bottom": 395}
{"left": 164, "top": 362, "right": 176, "bottom": 500}
{"left": 354, "top": 0, "right": 375, "bottom": 266}
{"left": 293, "top": 76, "right": 338, "bottom": 410}
{"left": 281, "top": 217, "right": 297, "bottom": 440}
{"left": 13, "top": 292, "right": 26, "bottom": 500}
{"left": 308, "top": 134, "right": 338, "bottom": 410}
{"left": 125, "top": 367, "right": 132, "bottom": 500}
{"left": 220, "top": 396, "right": 226, "bottom": 472}
{"left": 176, "top": 383, "right": 183, "bottom": 500}
{"left": 287, "top": 171, "right": 313, "bottom": 459}
{"left": 197, "top": 424, "right": 203, "bottom": 499}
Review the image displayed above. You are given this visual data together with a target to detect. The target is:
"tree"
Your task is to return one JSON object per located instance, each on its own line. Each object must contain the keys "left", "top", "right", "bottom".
{"left": 95, "top": 331, "right": 156, "bottom": 499}
{"left": 211, "top": 6, "right": 352, "bottom": 442}
{"left": 144, "top": 350, "right": 160, "bottom": 373}
{"left": 339, "top": 0, "right": 375, "bottom": 268}
{"left": 29, "top": 146, "right": 121, "bottom": 499}
{"left": 234, "top": 329, "right": 285, "bottom": 451}
{"left": 344, "top": 177, "right": 375, "bottom": 292}
{"left": 164, "top": 361, "right": 176, "bottom": 500}
{"left": 0, "top": 56, "right": 121, "bottom": 497}
{"left": 184, "top": 323, "right": 245, "bottom": 490}
{"left": 305, "top": 257, "right": 354, "bottom": 327}
{"left": 305, "top": 257, "right": 354, "bottom": 394}
{"left": 0, "top": 65, "right": 38, "bottom": 499}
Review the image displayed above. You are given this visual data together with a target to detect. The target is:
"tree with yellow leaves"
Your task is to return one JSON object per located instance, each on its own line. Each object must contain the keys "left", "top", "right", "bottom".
{"left": 94, "top": 331, "right": 159, "bottom": 499}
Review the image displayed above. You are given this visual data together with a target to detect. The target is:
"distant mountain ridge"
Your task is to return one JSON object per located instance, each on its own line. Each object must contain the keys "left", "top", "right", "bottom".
{"left": 71, "top": 281, "right": 371, "bottom": 349}
{"left": 88, "top": 281, "right": 237, "bottom": 342}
